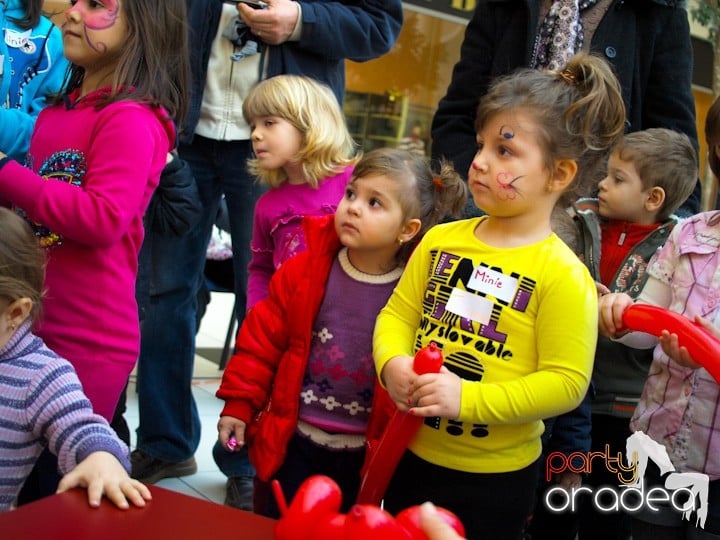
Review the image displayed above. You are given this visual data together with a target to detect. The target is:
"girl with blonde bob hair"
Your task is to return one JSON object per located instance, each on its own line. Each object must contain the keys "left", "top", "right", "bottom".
{"left": 243, "top": 74, "right": 358, "bottom": 308}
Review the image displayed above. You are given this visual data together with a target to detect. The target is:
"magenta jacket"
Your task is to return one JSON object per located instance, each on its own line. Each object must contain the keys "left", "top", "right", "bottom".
{"left": 0, "top": 87, "right": 174, "bottom": 420}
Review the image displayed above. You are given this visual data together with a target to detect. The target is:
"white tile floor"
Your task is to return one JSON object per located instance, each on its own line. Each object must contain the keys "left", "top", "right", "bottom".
{"left": 125, "top": 291, "right": 236, "bottom": 505}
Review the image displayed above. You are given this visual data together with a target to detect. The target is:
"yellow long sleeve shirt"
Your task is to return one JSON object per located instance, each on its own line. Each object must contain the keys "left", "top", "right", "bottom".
{"left": 374, "top": 218, "right": 597, "bottom": 473}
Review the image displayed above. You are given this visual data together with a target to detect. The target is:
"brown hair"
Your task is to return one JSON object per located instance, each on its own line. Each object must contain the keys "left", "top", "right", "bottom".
{"left": 476, "top": 53, "right": 626, "bottom": 208}
{"left": 0, "top": 208, "right": 45, "bottom": 321}
{"left": 59, "top": 0, "right": 190, "bottom": 125}
{"left": 613, "top": 128, "right": 698, "bottom": 221}
{"left": 12, "top": 0, "right": 43, "bottom": 30}
{"left": 349, "top": 148, "right": 467, "bottom": 264}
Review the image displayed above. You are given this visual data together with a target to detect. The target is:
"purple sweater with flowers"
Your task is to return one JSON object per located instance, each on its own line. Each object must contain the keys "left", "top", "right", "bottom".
{"left": 0, "top": 321, "right": 130, "bottom": 512}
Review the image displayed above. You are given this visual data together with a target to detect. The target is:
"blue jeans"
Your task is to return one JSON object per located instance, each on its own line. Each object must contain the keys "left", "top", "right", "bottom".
{"left": 212, "top": 441, "right": 255, "bottom": 478}
{"left": 135, "top": 136, "right": 263, "bottom": 462}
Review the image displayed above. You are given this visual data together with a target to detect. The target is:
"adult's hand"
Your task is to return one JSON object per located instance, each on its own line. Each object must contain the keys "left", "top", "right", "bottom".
{"left": 238, "top": 0, "right": 299, "bottom": 45}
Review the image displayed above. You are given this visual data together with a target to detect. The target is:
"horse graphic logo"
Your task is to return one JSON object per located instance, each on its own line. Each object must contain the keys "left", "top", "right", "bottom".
{"left": 624, "top": 431, "right": 709, "bottom": 528}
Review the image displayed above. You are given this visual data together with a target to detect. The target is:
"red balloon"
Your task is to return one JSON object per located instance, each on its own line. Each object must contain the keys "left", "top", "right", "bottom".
{"left": 356, "top": 343, "right": 444, "bottom": 505}
{"left": 622, "top": 304, "right": 720, "bottom": 383}
{"left": 273, "top": 476, "right": 342, "bottom": 540}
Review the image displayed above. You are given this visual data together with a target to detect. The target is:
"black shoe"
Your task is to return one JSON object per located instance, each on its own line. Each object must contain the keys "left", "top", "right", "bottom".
{"left": 224, "top": 476, "right": 254, "bottom": 511}
{"left": 130, "top": 449, "right": 197, "bottom": 484}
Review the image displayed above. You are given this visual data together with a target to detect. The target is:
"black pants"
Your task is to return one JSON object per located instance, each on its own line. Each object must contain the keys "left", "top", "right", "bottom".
{"left": 383, "top": 450, "right": 540, "bottom": 540}
{"left": 578, "top": 414, "right": 633, "bottom": 540}
{"left": 17, "top": 448, "right": 62, "bottom": 506}
{"left": 260, "top": 434, "right": 365, "bottom": 519}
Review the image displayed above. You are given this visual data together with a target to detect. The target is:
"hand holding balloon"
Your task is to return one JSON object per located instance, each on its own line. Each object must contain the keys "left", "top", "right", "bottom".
{"left": 380, "top": 355, "right": 415, "bottom": 412}
{"left": 622, "top": 304, "right": 720, "bottom": 383}
{"left": 357, "top": 343, "right": 445, "bottom": 505}
{"left": 659, "top": 315, "right": 719, "bottom": 369}
{"left": 408, "top": 342, "right": 461, "bottom": 419}
{"left": 598, "top": 292, "right": 634, "bottom": 338}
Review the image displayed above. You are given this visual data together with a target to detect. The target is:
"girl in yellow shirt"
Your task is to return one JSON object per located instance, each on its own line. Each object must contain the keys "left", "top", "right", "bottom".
{"left": 373, "top": 53, "right": 626, "bottom": 539}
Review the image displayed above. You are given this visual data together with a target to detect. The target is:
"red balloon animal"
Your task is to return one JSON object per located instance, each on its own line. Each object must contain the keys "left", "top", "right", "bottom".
{"left": 622, "top": 303, "right": 720, "bottom": 383}
{"left": 272, "top": 475, "right": 465, "bottom": 540}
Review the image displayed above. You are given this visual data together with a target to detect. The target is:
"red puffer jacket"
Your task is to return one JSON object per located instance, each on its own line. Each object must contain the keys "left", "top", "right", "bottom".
{"left": 217, "top": 214, "right": 342, "bottom": 481}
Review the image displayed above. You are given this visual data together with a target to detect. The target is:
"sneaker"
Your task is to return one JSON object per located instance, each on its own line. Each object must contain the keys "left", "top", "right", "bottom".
{"left": 224, "top": 476, "right": 254, "bottom": 511}
{"left": 130, "top": 449, "right": 197, "bottom": 484}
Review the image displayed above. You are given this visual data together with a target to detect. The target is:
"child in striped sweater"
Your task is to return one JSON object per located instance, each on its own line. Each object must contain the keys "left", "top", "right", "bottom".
{"left": 0, "top": 207, "right": 151, "bottom": 512}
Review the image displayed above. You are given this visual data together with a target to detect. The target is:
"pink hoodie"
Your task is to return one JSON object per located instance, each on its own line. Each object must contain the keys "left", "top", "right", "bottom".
{"left": 0, "top": 87, "right": 174, "bottom": 420}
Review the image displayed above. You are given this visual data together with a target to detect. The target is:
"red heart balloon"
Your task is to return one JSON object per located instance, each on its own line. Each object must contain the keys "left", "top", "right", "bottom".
{"left": 273, "top": 475, "right": 343, "bottom": 540}
{"left": 344, "top": 504, "right": 411, "bottom": 540}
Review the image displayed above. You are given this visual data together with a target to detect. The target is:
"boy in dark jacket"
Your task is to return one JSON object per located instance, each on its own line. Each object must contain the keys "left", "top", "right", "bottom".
{"left": 528, "top": 128, "right": 699, "bottom": 540}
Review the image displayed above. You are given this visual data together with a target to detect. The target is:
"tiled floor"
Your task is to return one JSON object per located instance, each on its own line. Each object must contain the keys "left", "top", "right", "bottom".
{"left": 125, "top": 291, "right": 236, "bottom": 505}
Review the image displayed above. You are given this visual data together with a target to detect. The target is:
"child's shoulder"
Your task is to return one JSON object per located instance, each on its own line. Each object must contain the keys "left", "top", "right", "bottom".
{"left": 669, "top": 210, "right": 720, "bottom": 246}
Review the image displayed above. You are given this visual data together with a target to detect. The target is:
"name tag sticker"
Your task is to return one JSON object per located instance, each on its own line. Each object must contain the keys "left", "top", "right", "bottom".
{"left": 446, "top": 288, "right": 493, "bottom": 324}
{"left": 5, "top": 29, "right": 31, "bottom": 48}
{"left": 468, "top": 266, "right": 517, "bottom": 303}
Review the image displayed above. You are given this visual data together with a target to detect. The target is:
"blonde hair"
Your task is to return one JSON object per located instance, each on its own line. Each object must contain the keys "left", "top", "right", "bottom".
{"left": 0, "top": 208, "right": 45, "bottom": 321}
{"left": 243, "top": 75, "right": 358, "bottom": 188}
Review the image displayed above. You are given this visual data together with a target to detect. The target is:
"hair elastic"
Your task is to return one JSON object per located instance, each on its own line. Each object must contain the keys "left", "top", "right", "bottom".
{"left": 432, "top": 177, "right": 444, "bottom": 190}
{"left": 557, "top": 69, "right": 578, "bottom": 86}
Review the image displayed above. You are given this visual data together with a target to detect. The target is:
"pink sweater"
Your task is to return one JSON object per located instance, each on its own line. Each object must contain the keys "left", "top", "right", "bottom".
{"left": 0, "top": 87, "right": 174, "bottom": 420}
{"left": 247, "top": 165, "right": 354, "bottom": 308}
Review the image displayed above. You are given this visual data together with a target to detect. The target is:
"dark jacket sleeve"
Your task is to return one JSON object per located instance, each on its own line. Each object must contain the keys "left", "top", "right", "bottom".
{"left": 542, "top": 390, "right": 593, "bottom": 465}
{"left": 298, "top": 0, "right": 403, "bottom": 62}
{"left": 430, "top": 0, "right": 527, "bottom": 179}
{"left": 144, "top": 154, "right": 202, "bottom": 236}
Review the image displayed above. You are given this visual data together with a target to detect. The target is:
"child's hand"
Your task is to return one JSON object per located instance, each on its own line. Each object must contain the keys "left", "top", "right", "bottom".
{"left": 657, "top": 314, "right": 718, "bottom": 369}
{"left": 419, "top": 502, "right": 466, "bottom": 540}
{"left": 57, "top": 451, "right": 152, "bottom": 509}
{"left": 409, "top": 366, "right": 462, "bottom": 419}
{"left": 557, "top": 471, "right": 582, "bottom": 490}
{"left": 217, "top": 415, "right": 247, "bottom": 450}
{"left": 597, "top": 293, "right": 634, "bottom": 338}
{"left": 595, "top": 281, "right": 611, "bottom": 297}
{"left": 380, "top": 355, "right": 415, "bottom": 411}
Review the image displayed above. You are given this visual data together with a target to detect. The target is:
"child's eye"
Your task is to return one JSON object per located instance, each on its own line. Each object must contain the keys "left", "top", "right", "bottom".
{"left": 345, "top": 187, "right": 356, "bottom": 200}
{"left": 498, "top": 145, "right": 511, "bottom": 157}
{"left": 264, "top": 119, "right": 274, "bottom": 127}
{"left": 369, "top": 197, "right": 382, "bottom": 208}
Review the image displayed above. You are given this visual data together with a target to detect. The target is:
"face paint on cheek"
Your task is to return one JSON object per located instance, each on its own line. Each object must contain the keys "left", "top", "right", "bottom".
{"left": 68, "top": 0, "right": 120, "bottom": 30}
{"left": 494, "top": 171, "right": 522, "bottom": 200}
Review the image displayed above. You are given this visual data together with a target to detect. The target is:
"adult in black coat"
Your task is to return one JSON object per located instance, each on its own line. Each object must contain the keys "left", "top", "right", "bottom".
{"left": 431, "top": 0, "right": 701, "bottom": 217}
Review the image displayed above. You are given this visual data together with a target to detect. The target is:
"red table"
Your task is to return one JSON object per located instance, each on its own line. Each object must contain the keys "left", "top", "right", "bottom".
{"left": 0, "top": 485, "right": 276, "bottom": 539}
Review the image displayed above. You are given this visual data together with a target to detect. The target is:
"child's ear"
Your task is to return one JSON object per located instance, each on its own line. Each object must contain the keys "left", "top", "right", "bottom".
{"left": 6, "top": 298, "right": 32, "bottom": 328}
{"left": 645, "top": 186, "right": 666, "bottom": 213}
{"left": 398, "top": 218, "right": 422, "bottom": 244}
{"left": 549, "top": 159, "right": 578, "bottom": 192}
